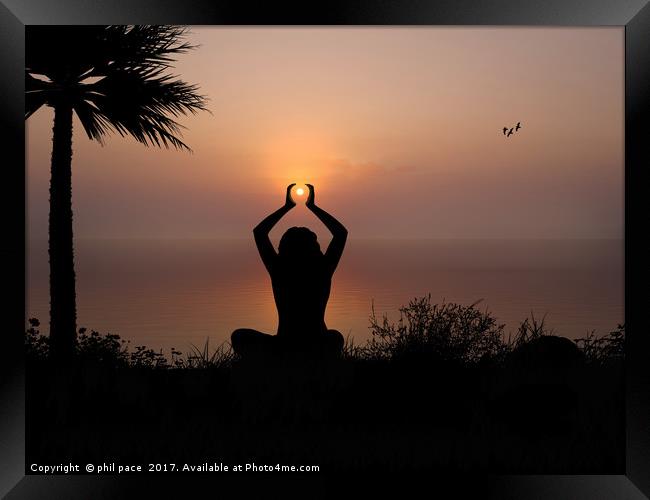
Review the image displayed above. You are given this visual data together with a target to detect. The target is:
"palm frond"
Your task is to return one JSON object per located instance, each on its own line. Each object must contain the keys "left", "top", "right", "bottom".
{"left": 73, "top": 100, "right": 114, "bottom": 143}
{"left": 26, "top": 25, "right": 209, "bottom": 150}
{"left": 81, "top": 65, "right": 207, "bottom": 150}
{"left": 97, "top": 26, "right": 196, "bottom": 71}
{"left": 25, "top": 72, "right": 50, "bottom": 118}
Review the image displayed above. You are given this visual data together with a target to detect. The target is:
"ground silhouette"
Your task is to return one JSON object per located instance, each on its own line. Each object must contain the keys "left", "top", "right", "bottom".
{"left": 25, "top": 309, "right": 624, "bottom": 472}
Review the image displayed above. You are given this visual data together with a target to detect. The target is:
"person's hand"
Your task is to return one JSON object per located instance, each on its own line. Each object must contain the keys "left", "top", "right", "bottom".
{"left": 305, "top": 184, "right": 315, "bottom": 208}
{"left": 285, "top": 183, "right": 296, "bottom": 208}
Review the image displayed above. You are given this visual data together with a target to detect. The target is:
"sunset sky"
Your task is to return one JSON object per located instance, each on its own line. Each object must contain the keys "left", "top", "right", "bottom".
{"left": 26, "top": 27, "right": 624, "bottom": 243}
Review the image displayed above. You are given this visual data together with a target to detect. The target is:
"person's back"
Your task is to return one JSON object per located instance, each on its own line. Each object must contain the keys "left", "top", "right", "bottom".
{"left": 231, "top": 184, "right": 347, "bottom": 358}
{"left": 271, "top": 239, "right": 332, "bottom": 338}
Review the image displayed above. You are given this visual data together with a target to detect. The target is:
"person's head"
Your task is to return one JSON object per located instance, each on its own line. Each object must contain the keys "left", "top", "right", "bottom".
{"left": 278, "top": 227, "right": 322, "bottom": 260}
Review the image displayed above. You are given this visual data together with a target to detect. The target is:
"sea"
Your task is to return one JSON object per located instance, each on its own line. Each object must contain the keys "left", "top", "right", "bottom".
{"left": 27, "top": 238, "right": 624, "bottom": 355}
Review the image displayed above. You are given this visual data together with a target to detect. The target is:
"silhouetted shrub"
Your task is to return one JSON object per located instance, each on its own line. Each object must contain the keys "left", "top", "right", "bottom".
{"left": 341, "top": 334, "right": 365, "bottom": 360}
{"left": 361, "top": 295, "right": 509, "bottom": 364}
{"left": 505, "top": 314, "right": 625, "bottom": 364}
{"left": 24, "top": 319, "right": 232, "bottom": 369}
{"left": 25, "top": 311, "right": 624, "bottom": 369}
{"left": 574, "top": 324, "right": 625, "bottom": 364}
{"left": 76, "top": 327, "right": 130, "bottom": 366}
{"left": 128, "top": 345, "right": 170, "bottom": 369}
{"left": 25, "top": 318, "right": 49, "bottom": 360}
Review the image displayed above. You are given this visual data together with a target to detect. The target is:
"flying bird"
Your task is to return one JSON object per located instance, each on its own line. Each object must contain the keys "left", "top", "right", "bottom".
{"left": 503, "top": 127, "right": 508, "bottom": 136}
{"left": 515, "top": 122, "right": 522, "bottom": 131}
{"left": 507, "top": 128, "right": 514, "bottom": 137}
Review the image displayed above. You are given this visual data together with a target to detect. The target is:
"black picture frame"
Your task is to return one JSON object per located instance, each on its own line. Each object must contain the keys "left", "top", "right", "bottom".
{"left": 1, "top": 1, "right": 649, "bottom": 497}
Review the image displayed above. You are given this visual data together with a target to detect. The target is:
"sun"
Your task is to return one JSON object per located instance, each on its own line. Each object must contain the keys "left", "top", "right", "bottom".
{"left": 296, "top": 187, "right": 304, "bottom": 196}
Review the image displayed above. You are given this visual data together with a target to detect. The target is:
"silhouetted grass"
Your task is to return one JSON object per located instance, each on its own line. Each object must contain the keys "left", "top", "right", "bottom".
{"left": 25, "top": 297, "right": 625, "bottom": 472}
{"left": 176, "top": 338, "right": 236, "bottom": 369}
{"left": 507, "top": 312, "right": 554, "bottom": 348}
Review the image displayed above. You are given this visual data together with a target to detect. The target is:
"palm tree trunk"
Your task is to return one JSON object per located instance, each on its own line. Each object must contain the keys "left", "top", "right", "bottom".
{"left": 49, "top": 103, "right": 77, "bottom": 359}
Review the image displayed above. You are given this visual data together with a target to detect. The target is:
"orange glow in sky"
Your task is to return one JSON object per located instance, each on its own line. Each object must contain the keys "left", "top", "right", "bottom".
{"left": 27, "top": 27, "right": 623, "bottom": 242}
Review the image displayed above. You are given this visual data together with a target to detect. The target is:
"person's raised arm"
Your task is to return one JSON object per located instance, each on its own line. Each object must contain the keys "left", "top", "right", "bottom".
{"left": 305, "top": 184, "right": 348, "bottom": 272}
{"left": 253, "top": 184, "right": 296, "bottom": 273}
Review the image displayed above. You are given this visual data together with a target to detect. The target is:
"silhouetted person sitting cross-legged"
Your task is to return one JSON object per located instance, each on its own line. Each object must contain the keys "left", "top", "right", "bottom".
{"left": 231, "top": 183, "right": 347, "bottom": 359}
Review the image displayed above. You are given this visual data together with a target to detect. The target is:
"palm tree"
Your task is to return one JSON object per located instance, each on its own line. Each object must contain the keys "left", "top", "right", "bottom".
{"left": 25, "top": 26, "right": 208, "bottom": 359}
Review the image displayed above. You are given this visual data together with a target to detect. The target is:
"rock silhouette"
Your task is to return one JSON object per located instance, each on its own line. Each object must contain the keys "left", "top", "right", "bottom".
{"left": 508, "top": 335, "right": 585, "bottom": 379}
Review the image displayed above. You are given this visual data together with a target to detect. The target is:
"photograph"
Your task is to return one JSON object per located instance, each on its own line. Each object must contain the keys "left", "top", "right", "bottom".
{"left": 2, "top": 1, "right": 650, "bottom": 497}
{"left": 22, "top": 25, "right": 626, "bottom": 473}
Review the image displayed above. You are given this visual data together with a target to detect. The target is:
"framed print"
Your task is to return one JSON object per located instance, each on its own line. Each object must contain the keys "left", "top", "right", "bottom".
{"left": 1, "top": 0, "right": 649, "bottom": 498}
